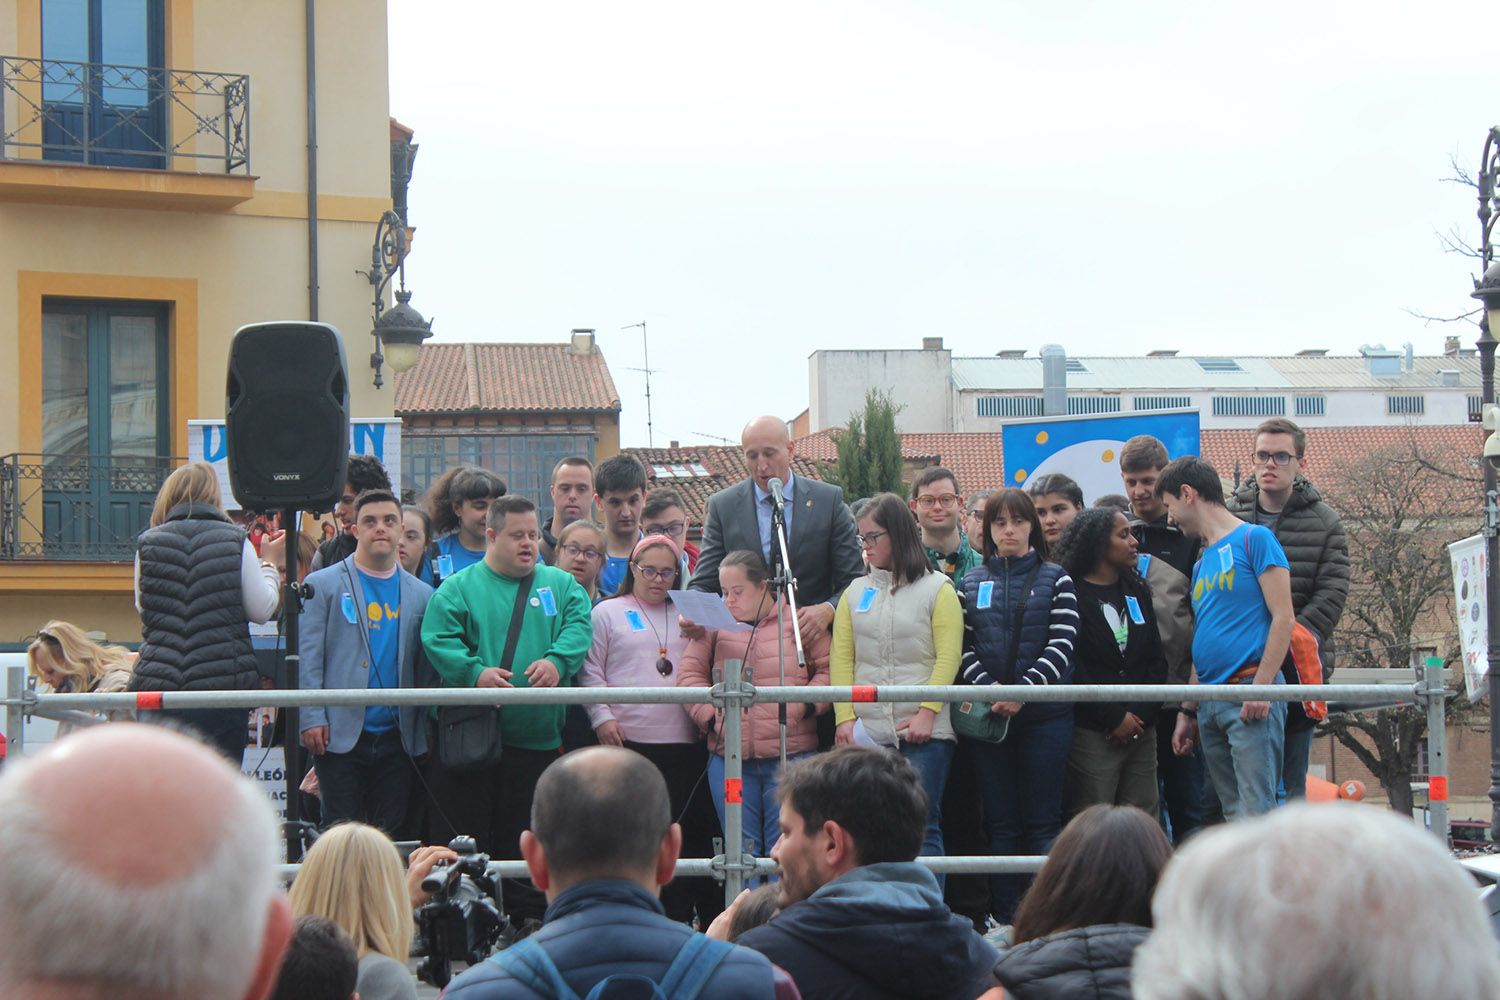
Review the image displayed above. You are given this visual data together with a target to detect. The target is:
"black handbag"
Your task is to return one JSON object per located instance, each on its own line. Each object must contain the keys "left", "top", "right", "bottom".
{"left": 436, "top": 571, "right": 533, "bottom": 771}
{"left": 952, "top": 564, "right": 1039, "bottom": 744}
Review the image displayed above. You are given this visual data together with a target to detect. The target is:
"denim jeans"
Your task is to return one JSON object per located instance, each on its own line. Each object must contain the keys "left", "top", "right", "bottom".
{"left": 1281, "top": 724, "right": 1313, "bottom": 802}
{"left": 971, "top": 711, "right": 1073, "bottom": 921}
{"left": 709, "top": 753, "right": 809, "bottom": 860}
{"left": 312, "top": 728, "right": 412, "bottom": 834}
{"left": 1199, "top": 691, "right": 1287, "bottom": 820}
{"left": 900, "top": 738, "right": 956, "bottom": 889}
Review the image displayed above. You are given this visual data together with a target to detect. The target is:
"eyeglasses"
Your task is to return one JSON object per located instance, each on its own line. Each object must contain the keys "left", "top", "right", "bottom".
{"left": 643, "top": 521, "right": 686, "bottom": 537}
{"left": 560, "top": 543, "right": 603, "bottom": 562}
{"left": 858, "top": 530, "right": 889, "bottom": 549}
{"left": 965, "top": 509, "right": 984, "bottom": 520}
{"left": 633, "top": 563, "right": 676, "bottom": 582}
{"left": 914, "top": 494, "right": 960, "bottom": 510}
{"left": 1253, "top": 450, "right": 1296, "bottom": 467}
{"left": 656, "top": 653, "right": 674, "bottom": 677}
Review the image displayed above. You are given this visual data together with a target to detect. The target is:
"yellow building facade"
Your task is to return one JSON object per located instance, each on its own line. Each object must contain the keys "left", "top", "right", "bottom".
{"left": 0, "top": 0, "right": 399, "bottom": 640}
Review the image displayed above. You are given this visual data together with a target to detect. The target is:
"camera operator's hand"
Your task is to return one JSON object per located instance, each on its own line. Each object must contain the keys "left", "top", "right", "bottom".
{"left": 407, "top": 845, "right": 460, "bottom": 909}
{"left": 524, "top": 658, "right": 560, "bottom": 688}
{"left": 476, "top": 667, "right": 513, "bottom": 688}
{"left": 300, "top": 725, "right": 329, "bottom": 756}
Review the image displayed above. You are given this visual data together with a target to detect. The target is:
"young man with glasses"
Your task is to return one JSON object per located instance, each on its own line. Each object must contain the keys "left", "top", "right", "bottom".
{"left": 911, "top": 467, "right": 983, "bottom": 587}
{"left": 643, "top": 486, "right": 700, "bottom": 579}
{"left": 1225, "top": 418, "right": 1349, "bottom": 801}
{"left": 540, "top": 456, "right": 595, "bottom": 565}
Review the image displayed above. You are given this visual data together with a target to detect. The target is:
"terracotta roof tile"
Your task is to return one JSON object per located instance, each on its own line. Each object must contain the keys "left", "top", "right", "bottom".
{"left": 394, "top": 342, "right": 621, "bottom": 415}
{"left": 623, "top": 445, "right": 822, "bottom": 525}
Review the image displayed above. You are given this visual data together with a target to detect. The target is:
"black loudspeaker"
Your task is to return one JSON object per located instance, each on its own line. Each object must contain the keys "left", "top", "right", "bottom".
{"left": 225, "top": 322, "right": 350, "bottom": 511}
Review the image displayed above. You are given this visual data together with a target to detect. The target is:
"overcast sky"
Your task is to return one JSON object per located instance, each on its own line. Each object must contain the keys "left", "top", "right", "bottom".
{"left": 387, "top": 1, "right": 1497, "bottom": 449}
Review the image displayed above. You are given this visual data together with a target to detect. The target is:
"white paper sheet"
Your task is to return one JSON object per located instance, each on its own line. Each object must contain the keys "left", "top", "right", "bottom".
{"left": 668, "top": 590, "right": 752, "bottom": 632}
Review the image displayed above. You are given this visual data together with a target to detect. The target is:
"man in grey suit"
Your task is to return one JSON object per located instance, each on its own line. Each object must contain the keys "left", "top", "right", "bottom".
{"left": 300, "top": 488, "right": 433, "bottom": 833}
{"left": 688, "top": 415, "right": 863, "bottom": 643}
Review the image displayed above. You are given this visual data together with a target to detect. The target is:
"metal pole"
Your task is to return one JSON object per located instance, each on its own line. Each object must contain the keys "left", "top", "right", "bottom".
{"left": 719, "top": 657, "right": 748, "bottom": 905}
{"left": 5, "top": 667, "right": 25, "bottom": 758}
{"left": 1423, "top": 656, "right": 1449, "bottom": 846}
{"left": 282, "top": 507, "right": 304, "bottom": 861}
{"left": 1478, "top": 127, "right": 1500, "bottom": 844}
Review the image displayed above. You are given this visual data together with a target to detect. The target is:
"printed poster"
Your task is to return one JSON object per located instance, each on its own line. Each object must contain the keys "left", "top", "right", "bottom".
{"left": 188, "top": 418, "right": 402, "bottom": 510}
{"left": 1000, "top": 410, "right": 1201, "bottom": 505}
{"left": 1448, "top": 534, "right": 1489, "bottom": 702}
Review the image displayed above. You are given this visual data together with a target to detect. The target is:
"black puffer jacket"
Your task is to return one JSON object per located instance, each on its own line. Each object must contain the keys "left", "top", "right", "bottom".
{"left": 131, "top": 503, "right": 259, "bottom": 692}
{"left": 1226, "top": 476, "right": 1350, "bottom": 663}
{"left": 992, "top": 923, "right": 1149, "bottom": 1000}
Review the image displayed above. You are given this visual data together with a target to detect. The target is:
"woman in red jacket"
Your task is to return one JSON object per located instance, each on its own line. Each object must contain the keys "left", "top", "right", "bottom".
{"left": 678, "top": 549, "right": 830, "bottom": 860}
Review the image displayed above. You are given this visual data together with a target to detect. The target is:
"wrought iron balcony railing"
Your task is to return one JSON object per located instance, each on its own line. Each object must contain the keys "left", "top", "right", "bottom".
{"left": 1, "top": 453, "right": 179, "bottom": 562}
{"left": 0, "top": 55, "right": 249, "bottom": 173}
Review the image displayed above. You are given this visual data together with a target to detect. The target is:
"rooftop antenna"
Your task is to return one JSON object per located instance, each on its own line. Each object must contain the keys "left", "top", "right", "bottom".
{"left": 621, "top": 321, "right": 656, "bottom": 448}
{"left": 692, "top": 430, "right": 735, "bottom": 445}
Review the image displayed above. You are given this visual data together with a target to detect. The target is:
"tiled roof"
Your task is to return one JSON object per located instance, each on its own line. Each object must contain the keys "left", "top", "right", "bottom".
{"left": 394, "top": 342, "right": 621, "bottom": 415}
{"left": 623, "top": 446, "right": 823, "bottom": 525}
{"left": 794, "top": 425, "right": 1481, "bottom": 507}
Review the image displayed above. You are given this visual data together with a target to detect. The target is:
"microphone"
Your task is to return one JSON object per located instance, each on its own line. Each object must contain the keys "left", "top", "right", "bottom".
{"left": 768, "top": 477, "right": 786, "bottom": 514}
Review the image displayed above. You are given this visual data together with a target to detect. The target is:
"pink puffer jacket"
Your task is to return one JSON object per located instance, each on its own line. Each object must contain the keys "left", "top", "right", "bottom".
{"left": 678, "top": 608, "right": 830, "bottom": 759}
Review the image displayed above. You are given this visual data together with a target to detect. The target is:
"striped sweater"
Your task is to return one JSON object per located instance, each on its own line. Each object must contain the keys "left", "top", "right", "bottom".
{"left": 959, "top": 552, "right": 1077, "bottom": 692}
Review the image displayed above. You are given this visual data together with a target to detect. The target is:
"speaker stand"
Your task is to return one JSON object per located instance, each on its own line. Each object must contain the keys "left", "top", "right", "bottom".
{"left": 281, "top": 507, "right": 309, "bottom": 861}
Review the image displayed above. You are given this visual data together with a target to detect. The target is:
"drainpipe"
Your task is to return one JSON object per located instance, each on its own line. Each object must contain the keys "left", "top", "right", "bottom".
{"left": 305, "top": 0, "right": 319, "bottom": 320}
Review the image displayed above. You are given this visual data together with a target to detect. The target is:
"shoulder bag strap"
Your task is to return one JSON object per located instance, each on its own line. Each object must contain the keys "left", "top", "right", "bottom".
{"left": 491, "top": 938, "right": 580, "bottom": 1000}
{"left": 500, "top": 572, "right": 537, "bottom": 675}
{"left": 656, "top": 934, "right": 735, "bottom": 1000}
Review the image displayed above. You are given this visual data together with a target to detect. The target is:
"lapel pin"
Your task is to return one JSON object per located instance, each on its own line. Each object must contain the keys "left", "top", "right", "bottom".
{"left": 804, "top": 499, "right": 813, "bottom": 508}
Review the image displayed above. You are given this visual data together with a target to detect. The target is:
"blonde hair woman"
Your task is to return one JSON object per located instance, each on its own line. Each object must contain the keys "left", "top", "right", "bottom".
{"left": 287, "top": 822, "right": 418, "bottom": 1000}
{"left": 130, "top": 461, "right": 284, "bottom": 761}
{"left": 26, "top": 621, "right": 136, "bottom": 735}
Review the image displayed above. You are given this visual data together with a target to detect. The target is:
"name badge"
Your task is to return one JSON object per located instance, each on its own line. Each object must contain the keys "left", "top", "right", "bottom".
{"left": 436, "top": 554, "right": 454, "bottom": 579}
{"left": 340, "top": 593, "right": 358, "bottom": 625}
{"left": 1217, "top": 544, "right": 1234, "bottom": 574}
{"left": 976, "top": 580, "right": 994, "bottom": 610}
{"left": 1125, "top": 595, "right": 1146, "bottom": 625}
{"left": 855, "top": 587, "right": 878, "bottom": 613}
{"left": 624, "top": 608, "right": 648, "bottom": 632}
{"left": 537, "top": 586, "right": 558, "bottom": 617}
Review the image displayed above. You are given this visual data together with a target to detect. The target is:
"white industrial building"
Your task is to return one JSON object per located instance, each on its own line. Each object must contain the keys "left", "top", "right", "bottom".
{"left": 806, "top": 337, "right": 1483, "bottom": 434}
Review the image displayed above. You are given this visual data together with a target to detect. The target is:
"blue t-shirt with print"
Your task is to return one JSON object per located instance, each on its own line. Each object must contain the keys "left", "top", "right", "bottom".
{"left": 357, "top": 568, "right": 401, "bottom": 733}
{"left": 435, "top": 534, "right": 485, "bottom": 582}
{"left": 1189, "top": 523, "right": 1289, "bottom": 685}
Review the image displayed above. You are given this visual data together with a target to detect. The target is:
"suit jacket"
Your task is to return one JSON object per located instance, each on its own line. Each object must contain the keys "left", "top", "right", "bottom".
{"left": 688, "top": 476, "right": 863, "bottom": 608}
{"left": 299, "top": 556, "right": 434, "bottom": 755}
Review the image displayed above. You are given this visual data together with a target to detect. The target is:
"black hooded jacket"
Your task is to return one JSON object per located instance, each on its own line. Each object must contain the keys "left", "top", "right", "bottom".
{"left": 736, "top": 862, "right": 999, "bottom": 1000}
{"left": 992, "top": 923, "right": 1149, "bottom": 1000}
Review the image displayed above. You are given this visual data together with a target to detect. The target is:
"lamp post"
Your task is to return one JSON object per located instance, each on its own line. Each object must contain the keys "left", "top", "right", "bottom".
{"left": 1470, "top": 126, "right": 1500, "bottom": 841}
{"left": 362, "top": 209, "right": 433, "bottom": 388}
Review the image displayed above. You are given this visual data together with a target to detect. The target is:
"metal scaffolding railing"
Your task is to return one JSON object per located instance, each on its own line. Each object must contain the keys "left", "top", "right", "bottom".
{"left": 3, "top": 663, "right": 1452, "bottom": 905}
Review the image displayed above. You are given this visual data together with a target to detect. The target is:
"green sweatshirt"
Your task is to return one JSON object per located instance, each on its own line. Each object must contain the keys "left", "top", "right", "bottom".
{"left": 421, "top": 561, "right": 593, "bottom": 750}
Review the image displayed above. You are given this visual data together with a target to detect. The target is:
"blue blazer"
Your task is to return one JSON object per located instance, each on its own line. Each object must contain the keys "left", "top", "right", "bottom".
{"left": 299, "top": 556, "right": 434, "bottom": 755}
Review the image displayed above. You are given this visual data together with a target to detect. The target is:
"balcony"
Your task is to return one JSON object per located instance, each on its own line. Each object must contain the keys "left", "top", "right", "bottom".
{"left": 0, "top": 55, "right": 255, "bottom": 210}
{"left": 1, "top": 453, "right": 176, "bottom": 562}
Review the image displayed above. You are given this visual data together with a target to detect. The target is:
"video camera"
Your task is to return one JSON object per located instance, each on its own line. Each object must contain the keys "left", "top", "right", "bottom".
{"left": 414, "top": 835, "right": 507, "bottom": 988}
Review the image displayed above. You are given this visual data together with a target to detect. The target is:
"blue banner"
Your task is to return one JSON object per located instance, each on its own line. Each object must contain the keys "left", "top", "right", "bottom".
{"left": 1001, "top": 410, "right": 1200, "bottom": 504}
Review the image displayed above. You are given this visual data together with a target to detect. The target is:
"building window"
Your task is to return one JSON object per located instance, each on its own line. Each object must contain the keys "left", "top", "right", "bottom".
{"left": 401, "top": 433, "right": 596, "bottom": 516}
{"left": 1065, "top": 359, "right": 1089, "bottom": 374}
{"left": 40, "top": 0, "right": 167, "bottom": 168}
{"left": 651, "top": 463, "right": 711, "bottom": 479}
{"left": 1211, "top": 395, "right": 1286, "bottom": 418}
{"left": 1133, "top": 395, "right": 1192, "bottom": 411}
{"left": 1294, "top": 395, "right": 1326, "bottom": 418}
{"left": 1469, "top": 395, "right": 1484, "bottom": 422}
{"left": 1196, "top": 357, "right": 1244, "bottom": 373}
{"left": 40, "top": 298, "right": 170, "bottom": 557}
{"left": 976, "top": 396, "right": 1043, "bottom": 418}
{"left": 1067, "top": 396, "right": 1121, "bottom": 415}
{"left": 1387, "top": 394, "right": 1426, "bottom": 416}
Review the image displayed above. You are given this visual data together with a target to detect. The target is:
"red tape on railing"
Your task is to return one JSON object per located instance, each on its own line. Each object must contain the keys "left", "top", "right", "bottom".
{"left": 851, "top": 685, "right": 878, "bottom": 703}
{"left": 725, "top": 778, "right": 743, "bottom": 804}
{"left": 1430, "top": 775, "right": 1449, "bottom": 802}
{"left": 135, "top": 692, "right": 164, "bottom": 711}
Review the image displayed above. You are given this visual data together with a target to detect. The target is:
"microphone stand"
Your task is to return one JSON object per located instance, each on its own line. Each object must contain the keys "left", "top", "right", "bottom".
{"left": 769, "top": 488, "right": 808, "bottom": 769}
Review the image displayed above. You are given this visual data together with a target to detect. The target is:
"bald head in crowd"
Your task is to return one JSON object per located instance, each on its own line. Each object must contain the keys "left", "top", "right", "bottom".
{"left": 740, "top": 416, "right": 794, "bottom": 494}
{"left": 521, "top": 746, "right": 679, "bottom": 898}
{"left": 0, "top": 724, "right": 292, "bottom": 1000}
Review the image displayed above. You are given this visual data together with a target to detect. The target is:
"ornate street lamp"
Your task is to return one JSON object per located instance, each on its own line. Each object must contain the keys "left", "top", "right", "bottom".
{"left": 362, "top": 209, "right": 432, "bottom": 388}
{"left": 1470, "top": 126, "right": 1500, "bottom": 841}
